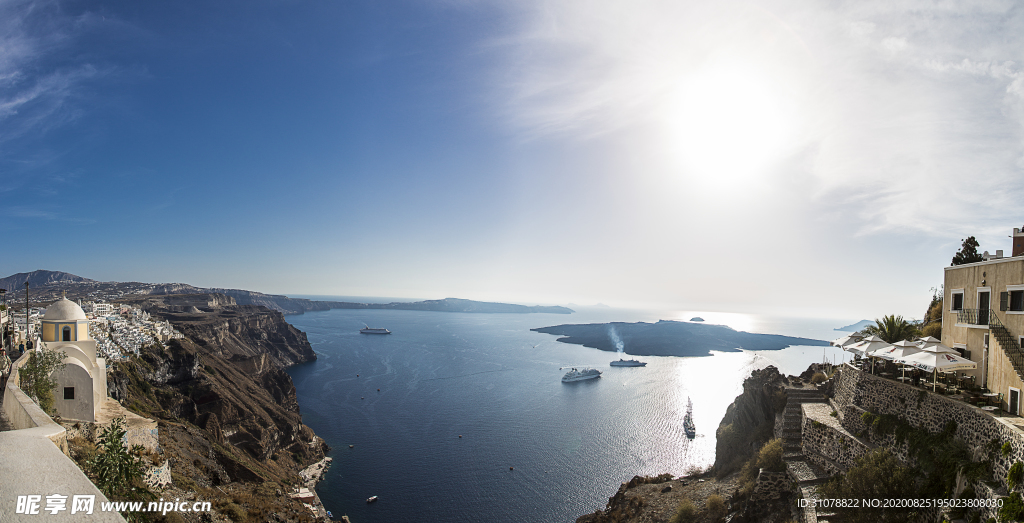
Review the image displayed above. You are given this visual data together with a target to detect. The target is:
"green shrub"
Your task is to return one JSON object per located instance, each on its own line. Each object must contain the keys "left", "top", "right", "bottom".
{"left": 705, "top": 494, "right": 727, "bottom": 522}
{"left": 1008, "top": 462, "right": 1024, "bottom": 491}
{"left": 670, "top": 499, "right": 696, "bottom": 523}
{"left": 811, "top": 372, "right": 828, "bottom": 384}
{"left": 222, "top": 503, "right": 247, "bottom": 522}
{"left": 1004, "top": 442, "right": 1013, "bottom": 458}
{"left": 1000, "top": 493, "right": 1024, "bottom": 522}
{"left": 88, "top": 417, "right": 145, "bottom": 499}
{"left": 18, "top": 346, "right": 66, "bottom": 414}
{"left": 817, "top": 448, "right": 917, "bottom": 523}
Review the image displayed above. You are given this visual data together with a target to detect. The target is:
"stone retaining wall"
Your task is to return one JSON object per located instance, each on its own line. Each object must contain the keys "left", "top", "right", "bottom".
{"left": 801, "top": 403, "right": 871, "bottom": 475}
{"left": 750, "top": 470, "right": 791, "bottom": 504}
{"left": 831, "top": 365, "right": 1024, "bottom": 493}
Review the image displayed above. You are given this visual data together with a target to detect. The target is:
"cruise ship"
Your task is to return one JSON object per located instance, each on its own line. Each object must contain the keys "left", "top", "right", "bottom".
{"left": 360, "top": 326, "right": 391, "bottom": 334}
{"left": 610, "top": 359, "right": 647, "bottom": 367}
{"left": 561, "top": 367, "right": 602, "bottom": 382}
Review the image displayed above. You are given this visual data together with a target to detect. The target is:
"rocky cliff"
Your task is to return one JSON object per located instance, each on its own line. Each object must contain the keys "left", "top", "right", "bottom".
{"left": 106, "top": 294, "right": 326, "bottom": 521}
{"left": 714, "top": 366, "right": 787, "bottom": 476}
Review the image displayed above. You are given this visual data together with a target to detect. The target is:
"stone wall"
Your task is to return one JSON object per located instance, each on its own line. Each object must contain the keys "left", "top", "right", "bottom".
{"left": 831, "top": 364, "right": 1024, "bottom": 494}
{"left": 144, "top": 461, "right": 171, "bottom": 489}
{"left": 801, "top": 403, "right": 870, "bottom": 475}
{"left": 750, "top": 470, "right": 791, "bottom": 504}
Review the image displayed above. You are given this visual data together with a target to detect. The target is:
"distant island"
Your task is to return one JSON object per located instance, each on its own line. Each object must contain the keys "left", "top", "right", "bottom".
{"left": 834, "top": 319, "right": 874, "bottom": 332}
{"left": 0, "top": 271, "right": 573, "bottom": 315}
{"left": 531, "top": 320, "right": 827, "bottom": 357}
{"left": 329, "top": 297, "right": 573, "bottom": 314}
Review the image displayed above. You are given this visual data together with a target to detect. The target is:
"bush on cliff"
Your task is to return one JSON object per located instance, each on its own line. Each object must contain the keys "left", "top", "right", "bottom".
{"left": 669, "top": 498, "right": 696, "bottom": 523}
{"left": 704, "top": 494, "right": 727, "bottom": 522}
{"left": 739, "top": 438, "right": 785, "bottom": 496}
{"left": 817, "top": 448, "right": 917, "bottom": 523}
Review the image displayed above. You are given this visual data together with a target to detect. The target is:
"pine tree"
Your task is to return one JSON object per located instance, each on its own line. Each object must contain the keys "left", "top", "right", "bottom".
{"left": 951, "top": 236, "right": 983, "bottom": 266}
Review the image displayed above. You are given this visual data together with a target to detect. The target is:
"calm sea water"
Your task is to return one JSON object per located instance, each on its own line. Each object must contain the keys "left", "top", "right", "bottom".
{"left": 284, "top": 306, "right": 852, "bottom": 522}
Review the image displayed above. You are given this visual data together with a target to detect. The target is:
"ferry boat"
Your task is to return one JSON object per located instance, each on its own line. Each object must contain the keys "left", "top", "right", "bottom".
{"left": 366, "top": 496, "right": 378, "bottom": 503}
{"left": 360, "top": 326, "right": 391, "bottom": 335}
{"left": 683, "top": 397, "right": 696, "bottom": 439}
{"left": 561, "top": 367, "right": 602, "bottom": 382}
{"left": 610, "top": 359, "right": 647, "bottom": 367}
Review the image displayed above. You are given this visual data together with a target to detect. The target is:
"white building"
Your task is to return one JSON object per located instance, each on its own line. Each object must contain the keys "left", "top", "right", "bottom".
{"left": 39, "top": 297, "right": 108, "bottom": 422}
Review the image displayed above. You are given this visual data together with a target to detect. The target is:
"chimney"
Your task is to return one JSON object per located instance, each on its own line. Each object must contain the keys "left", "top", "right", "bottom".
{"left": 1015, "top": 227, "right": 1024, "bottom": 257}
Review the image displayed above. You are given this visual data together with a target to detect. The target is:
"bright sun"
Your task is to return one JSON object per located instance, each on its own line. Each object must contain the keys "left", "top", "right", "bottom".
{"left": 667, "top": 65, "right": 799, "bottom": 185}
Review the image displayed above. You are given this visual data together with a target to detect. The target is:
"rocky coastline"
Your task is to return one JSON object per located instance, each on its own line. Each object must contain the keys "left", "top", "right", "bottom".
{"left": 106, "top": 293, "right": 332, "bottom": 522}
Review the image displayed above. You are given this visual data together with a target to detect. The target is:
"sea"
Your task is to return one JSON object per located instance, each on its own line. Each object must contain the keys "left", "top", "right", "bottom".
{"left": 283, "top": 303, "right": 854, "bottom": 522}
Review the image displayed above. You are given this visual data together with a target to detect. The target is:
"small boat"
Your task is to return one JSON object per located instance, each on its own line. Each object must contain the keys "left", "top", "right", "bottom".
{"left": 683, "top": 397, "right": 696, "bottom": 439}
{"left": 366, "top": 496, "right": 378, "bottom": 503}
{"left": 360, "top": 325, "right": 391, "bottom": 334}
{"left": 610, "top": 359, "right": 647, "bottom": 367}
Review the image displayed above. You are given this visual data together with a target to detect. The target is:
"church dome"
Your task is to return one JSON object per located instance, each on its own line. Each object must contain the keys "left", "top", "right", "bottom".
{"left": 43, "top": 297, "right": 87, "bottom": 321}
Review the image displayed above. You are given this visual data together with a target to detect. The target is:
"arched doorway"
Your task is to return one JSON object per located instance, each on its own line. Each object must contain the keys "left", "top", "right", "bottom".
{"left": 62, "top": 326, "right": 72, "bottom": 341}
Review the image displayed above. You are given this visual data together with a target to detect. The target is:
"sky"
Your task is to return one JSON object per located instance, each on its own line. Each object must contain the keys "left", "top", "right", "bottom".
{"left": 2, "top": 0, "right": 1024, "bottom": 320}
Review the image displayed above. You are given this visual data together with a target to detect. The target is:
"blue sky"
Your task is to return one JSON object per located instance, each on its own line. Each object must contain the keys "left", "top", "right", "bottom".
{"left": 3, "top": 0, "right": 1024, "bottom": 319}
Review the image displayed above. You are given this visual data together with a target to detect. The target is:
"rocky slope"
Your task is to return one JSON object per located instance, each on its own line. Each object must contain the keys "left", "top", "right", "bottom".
{"left": 106, "top": 294, "right": 326, "bottom": 522}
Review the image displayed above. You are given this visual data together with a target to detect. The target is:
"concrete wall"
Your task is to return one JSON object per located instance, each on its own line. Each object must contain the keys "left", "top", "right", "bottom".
{"left": 1, "top": 352, "right": 126, "bottom": 522}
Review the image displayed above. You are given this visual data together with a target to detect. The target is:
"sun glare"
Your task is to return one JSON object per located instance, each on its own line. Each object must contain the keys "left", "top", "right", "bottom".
{"left": 667, "top": 66, "right": 799, "bottom": 186}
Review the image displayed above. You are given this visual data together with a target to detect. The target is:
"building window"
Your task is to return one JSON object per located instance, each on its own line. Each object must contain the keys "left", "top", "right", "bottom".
{"left": 951, "top": 290, "right": 964, "bottom": 311}
{"left": 1012, "top": 290, "right": 1024, "bottom": 312}
{"left": 62, "top": 326, "right": 71, "bottom": 341}
{"left": 63, "top": 387, "right": 74, "bottom": 400}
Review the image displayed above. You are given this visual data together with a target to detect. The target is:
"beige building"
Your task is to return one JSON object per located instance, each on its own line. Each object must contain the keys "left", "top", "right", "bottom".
{"left": 943, "top": 227, "right": 1024, "bottom": 415}
{"left": 39, "top": 297, "right": 108, "bottom": 422}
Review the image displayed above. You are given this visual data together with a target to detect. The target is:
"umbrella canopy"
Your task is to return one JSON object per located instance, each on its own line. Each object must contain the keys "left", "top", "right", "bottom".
{"left": 831, "top": 333, "right": 865, "bottom": 347}
{"left": 918, "top": 340, "right": 959, "bottom": 354}
{"left": 846, "top": 339, "right": 892, "bottom": 357}
{"left": 875, "top": 343, "right": 923, "bottom": 361}
{"left": 896, "top": 351, "right": 977, "bottom": 373}
{"left": 916, "top": 336, "right": 941, "bottom": 344}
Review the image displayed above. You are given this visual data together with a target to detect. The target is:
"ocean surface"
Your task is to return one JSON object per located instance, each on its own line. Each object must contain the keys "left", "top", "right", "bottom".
{"left": 284, "top": 305, "right": 853, "bottom": 522}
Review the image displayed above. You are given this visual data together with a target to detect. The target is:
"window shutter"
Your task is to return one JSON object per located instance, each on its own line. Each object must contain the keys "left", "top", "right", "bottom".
{"left": 1001, "top": 292, "right": 1009, "bottom": 311}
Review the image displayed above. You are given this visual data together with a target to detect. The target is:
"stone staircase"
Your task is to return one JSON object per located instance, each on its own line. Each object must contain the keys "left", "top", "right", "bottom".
{"left": 780, "top": 386, "right": 836, "bottom": 523}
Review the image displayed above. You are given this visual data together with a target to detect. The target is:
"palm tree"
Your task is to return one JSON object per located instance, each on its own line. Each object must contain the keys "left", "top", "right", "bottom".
{"left": 861, "top": 315, "right": 920, "bottom": 343}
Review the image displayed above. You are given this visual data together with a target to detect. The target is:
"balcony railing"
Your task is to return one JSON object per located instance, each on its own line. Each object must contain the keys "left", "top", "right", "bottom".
{"left": 956, "top": 308, "right": 990, "bottom": 326}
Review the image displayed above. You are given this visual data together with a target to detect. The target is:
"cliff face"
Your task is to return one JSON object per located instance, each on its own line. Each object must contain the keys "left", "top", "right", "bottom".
{"left": 120, "top": 294, "right": 316, "bottom": 370}
{"left": 714, "top": 366, "right": 786, "bottom": 475}
{"left": 106, "top": 295, "right": 326, "bottom": 520}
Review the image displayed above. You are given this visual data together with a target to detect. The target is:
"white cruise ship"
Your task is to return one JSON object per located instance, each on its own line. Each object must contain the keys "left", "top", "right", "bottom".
{"left": 360, "top": 327, "right": 391, "bottom": 334}
{"left": 610, "top": 359, "right": 647, "bottom": 367}
{"left": 561, "top": 367, "right": 602, "bottom": 382}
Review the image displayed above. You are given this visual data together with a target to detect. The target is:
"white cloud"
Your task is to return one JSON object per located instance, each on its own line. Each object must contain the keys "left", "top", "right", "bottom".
{"left": 491, "top": 0, "right": 1024, "bottom": 246}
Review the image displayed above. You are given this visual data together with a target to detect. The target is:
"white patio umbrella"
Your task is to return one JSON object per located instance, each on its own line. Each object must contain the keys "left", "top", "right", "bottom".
{"left": 831, "top": 333, "right": 865, "bottom": 347}
{"left": 896, "top": 351, "right": 977, "bottom": 392}
{"left": 847, "top": 336, "right": 892, "bottom": 373}
{"left": 918, "top": 340, "right": 959, "bottom": 354}
{"left": 875, "top": 340, "right": 923, "bottom": 379}
{"left": 916, "top": 336, "right": 942, "bottom": 345}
